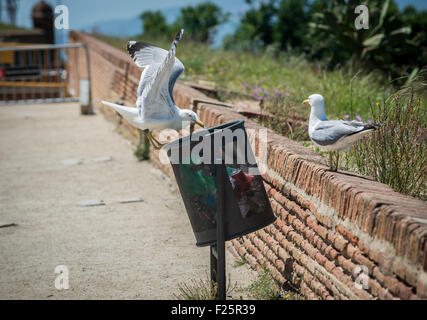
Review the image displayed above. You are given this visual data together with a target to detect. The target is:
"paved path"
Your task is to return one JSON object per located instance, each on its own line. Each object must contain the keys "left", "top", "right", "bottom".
{"left": 0, "top": 103, "right": 255, "bottom": 299}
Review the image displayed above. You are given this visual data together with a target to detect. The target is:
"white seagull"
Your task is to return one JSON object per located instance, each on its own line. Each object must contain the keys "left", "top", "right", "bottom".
{"left": 101, "top": 29, "right": 204, "bottom": 149}
{"left": 303, "top": 94, "right": 376, "bottom": 171}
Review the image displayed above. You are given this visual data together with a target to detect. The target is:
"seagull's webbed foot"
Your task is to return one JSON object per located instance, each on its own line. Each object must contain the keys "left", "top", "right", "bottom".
{"left": 147, "top": 131, "right": 165, "bottom": 150}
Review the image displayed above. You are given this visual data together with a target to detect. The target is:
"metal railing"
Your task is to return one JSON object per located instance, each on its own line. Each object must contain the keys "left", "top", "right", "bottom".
{"left": 0, "top": 43, "right": 93, "bottom": 114}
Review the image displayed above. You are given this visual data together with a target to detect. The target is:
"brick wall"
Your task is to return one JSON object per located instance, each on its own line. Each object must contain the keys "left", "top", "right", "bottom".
{"left": 68, "top": 31, "right": 427, "bottom": 300}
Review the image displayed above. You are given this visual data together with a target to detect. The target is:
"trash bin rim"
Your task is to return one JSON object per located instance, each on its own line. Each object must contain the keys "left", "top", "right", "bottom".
{"left": 164, "top": 119, "right": 245, "bottom": 152}
{"left": 195, "top": 215, "right": 277, "bottom": 247}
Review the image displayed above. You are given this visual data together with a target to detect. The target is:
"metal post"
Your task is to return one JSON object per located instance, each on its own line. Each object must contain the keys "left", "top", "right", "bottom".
{"left": 81, "top": 44, "right": 94, "bottom": 114}
{"left": 214, "top": 164, "right": 226, "bottom": 300}
{"left": 210, "top": 245, "right": 217, "bottom": 285}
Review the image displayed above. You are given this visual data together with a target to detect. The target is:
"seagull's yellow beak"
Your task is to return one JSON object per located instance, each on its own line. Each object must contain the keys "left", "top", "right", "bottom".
{"left": 195, "top": 120, "right": 205, "bottom": 128}
{"left": 303, "top": 99, "right": 309, "bottom": 105}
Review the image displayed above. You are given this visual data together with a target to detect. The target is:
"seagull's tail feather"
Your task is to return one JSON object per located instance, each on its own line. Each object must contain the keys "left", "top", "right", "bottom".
{"left": 370, "top": 122, "right": 384, "bottom": 128}
{"left": 171, "top": 29, "right": 184, "bottom": 50}
{"left": 362, "top": 124, "right": 378, "bottom": 131}
{"left": 345, "top": 124, "right": 376, "bottom": 142}
{"left": 175, "top": 29, "right": 184, "bottom": 42}
{"left": 101, "top": 101, "right": 138, "bottom": 123}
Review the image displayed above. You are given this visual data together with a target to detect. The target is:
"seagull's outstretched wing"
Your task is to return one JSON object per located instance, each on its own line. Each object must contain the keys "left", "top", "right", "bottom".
{"left": 310, "top": 120, "right": 373, "bottom": 146}
{"left": 127, "top": 30, "right": 185, "bottom": 104}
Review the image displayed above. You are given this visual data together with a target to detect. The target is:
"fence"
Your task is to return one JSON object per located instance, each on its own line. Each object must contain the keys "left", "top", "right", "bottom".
{"left": 0, "top": 43, "right": 93, "bottom": 114}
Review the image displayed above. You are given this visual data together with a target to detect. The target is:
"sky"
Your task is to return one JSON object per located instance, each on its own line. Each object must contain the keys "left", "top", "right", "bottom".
{"left": 8, "top": 0, "right": 247, "bottom": 29}
{"left": 2, "top": 0, "right": 426, "bottom": 45}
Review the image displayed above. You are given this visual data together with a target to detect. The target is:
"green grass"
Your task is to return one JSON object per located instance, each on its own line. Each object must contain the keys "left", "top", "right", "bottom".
{"left": 240, "top": 267, "right": 302, "bottom": 300}
{"left": 174, "top": 278, "right": 218, "bottom": 300}
{"left": 232, "top": 258, "right": 247, "bottom": 268}
{"left": 93, "top": 33, "right": 389, "bottom": 121}
{"left": 173, "top": 267, "right": 302, "bottom": 300}
{"left": 174, "top": 275, "right": 238, "bottom": 300}
{"left": 134, "top": 130, "right": 150, "bottom": 161}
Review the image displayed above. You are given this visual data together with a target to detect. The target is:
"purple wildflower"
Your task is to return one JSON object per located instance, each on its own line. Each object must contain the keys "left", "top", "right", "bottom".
{"left": 285, "top": 93, "right": 290, "bottom": 97}
{"left": 274, "top": 89, "right": 282, "bottom": 95}
{"left": 355, "top": 115, "right": 362, "bottom": 121}
{"left": 345, "top": 115, "right": 350, "bottom": 120}
{"left": 252, "top": 93, "right": 261, "bottom": 100}
{"left": 262, "top": 89, "right": 269, "bottom": 94}
{"left": 242, "top": 82, "right": 249, "bottom": 87}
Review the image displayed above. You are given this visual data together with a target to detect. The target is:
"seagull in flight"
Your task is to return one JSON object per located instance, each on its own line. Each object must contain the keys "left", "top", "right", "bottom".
{"left": 303, "top": 94, "right": 376, "bottom": 171}
{"left": 102, "top": 29, "right": 204, "bottom": 149}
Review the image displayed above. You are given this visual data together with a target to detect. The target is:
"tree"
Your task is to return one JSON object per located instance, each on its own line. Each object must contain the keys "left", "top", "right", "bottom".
{"left": 140, "top": 10, "right": 169, "bottom": 38}
{"left": 273, "top": 0, "right": 310, "bottom": 51}
{"left": 223, "top": 0, "right": 277, "bottom": 52}
{"left": 173, "top": 2, "right": 229, "bottom": 43}
{"left": 224, "top": 0, "right": 310, "bottom": 53}
{"left": 308, "top": 0, "right": 420, "bottom": 76}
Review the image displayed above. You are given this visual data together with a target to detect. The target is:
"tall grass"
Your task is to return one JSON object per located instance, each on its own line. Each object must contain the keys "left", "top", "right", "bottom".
{"left": 348, "top": 89, "right": 426, "bottom": 199}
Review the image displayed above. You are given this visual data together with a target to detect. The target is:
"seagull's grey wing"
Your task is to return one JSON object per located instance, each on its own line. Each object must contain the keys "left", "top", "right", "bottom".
{"left": 310, "top": 120, "right": 366, "bottom": 146}
{"left": 144, "top": 29, "right": 184, "bottom": 101}
{"left": 168, "top": 59, "right": 184, "bottom": 103}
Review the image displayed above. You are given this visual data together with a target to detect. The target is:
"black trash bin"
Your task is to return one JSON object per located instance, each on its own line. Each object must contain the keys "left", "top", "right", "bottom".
{"left": 165, "top": 120, "right": 276, "bottom": 247}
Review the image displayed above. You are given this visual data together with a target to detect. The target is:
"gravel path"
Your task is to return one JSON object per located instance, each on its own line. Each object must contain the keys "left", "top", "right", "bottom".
{"left": 0, "top": 103, "right": 255, "bottom": 299}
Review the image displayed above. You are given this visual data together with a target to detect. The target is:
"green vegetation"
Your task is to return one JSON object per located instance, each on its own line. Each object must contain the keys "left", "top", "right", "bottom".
{"left": 175, "top": 278, "right": 218, "bottom": 300}
{"left": 347, "top": 84, "right": 426, "bottom": 199}
{"left": 134, "top": 130, "right": 150, "bottom": 161}
{"left": 174, "top": 275, "right": 237, "bottom": 300}
{"left": 232, "top": 258, "right": 247, "bottom": 268}
{"left": 140, "top": 2, "right": 228, "bottom": 44}
{"left": 225, "top": 0, "right": 426, "bottom": 80}
{"left": 174, "top": 267, "right": 302, "bottom": 300}
{"left": 139, "top": 11, "right": 170, "bottom": 39}
{"left": 243, "top": 267, "right": 279, "bottom": 300}
{"left": 241, "top": 267, "right": 302, "bottom": 300}
{"left": 94, "top": 0, "right": 426, "bottom": 199}
{"left": 171, "top": 3, "right": 229, "bottom": 43}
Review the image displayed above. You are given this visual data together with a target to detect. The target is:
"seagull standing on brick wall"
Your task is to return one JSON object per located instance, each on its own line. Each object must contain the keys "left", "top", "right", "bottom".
{"left": 303, "top": 94, "right": 376, "bottom": 171}
{"left": 101, "top": 29, "right": 204, "bottom": 149}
